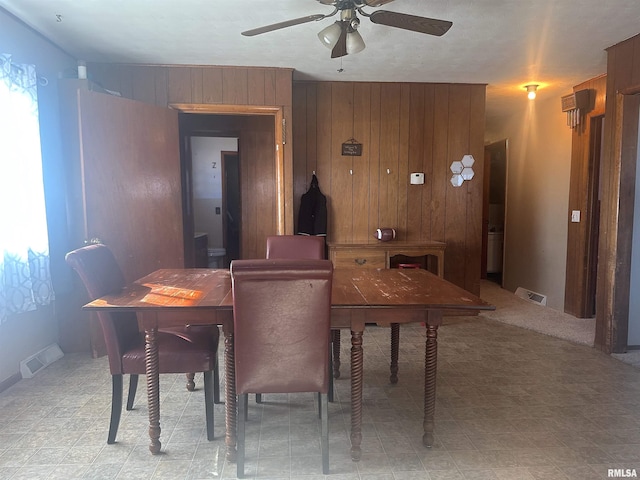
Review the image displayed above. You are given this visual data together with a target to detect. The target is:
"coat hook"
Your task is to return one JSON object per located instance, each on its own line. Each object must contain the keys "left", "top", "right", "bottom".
{"left": 387, "top": 168, "right": 390, "bottom": 174}
{"left": 350, "top": 169, "right": 353, "bottom": 175}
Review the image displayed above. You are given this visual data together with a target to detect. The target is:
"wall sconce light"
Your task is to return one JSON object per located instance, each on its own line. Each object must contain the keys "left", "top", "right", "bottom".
{"left": 525, "top": 84, "right": 538, "bottom": 100}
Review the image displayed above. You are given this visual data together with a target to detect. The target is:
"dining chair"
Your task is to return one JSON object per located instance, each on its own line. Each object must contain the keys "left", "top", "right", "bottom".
{"left": 262, "top": 234, "right": 335, "bottom": 402}
{"left": 231, "top": 258, "right": 333, "bottom": 477}
{"left": 65, "top": 244, "right": 220, "bottom": 444}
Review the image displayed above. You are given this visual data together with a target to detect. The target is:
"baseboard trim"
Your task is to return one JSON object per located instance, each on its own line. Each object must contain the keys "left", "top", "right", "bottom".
{"left": 0, "top": 372, "right": 21, "bottom": 394}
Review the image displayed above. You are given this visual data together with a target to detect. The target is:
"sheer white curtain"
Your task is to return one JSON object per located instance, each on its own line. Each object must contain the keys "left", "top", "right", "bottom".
{"left": 0, "top": 53, "right": 54, "bottom": 324}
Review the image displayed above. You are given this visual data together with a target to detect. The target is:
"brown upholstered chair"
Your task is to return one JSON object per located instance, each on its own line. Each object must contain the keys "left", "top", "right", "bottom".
{"left": 261, "top": 234, "right": 334, "bottom": 402}
{"left": 231, "top": 258, "right": 332, "bottom": 477}
{"left": 65, "top": 244, "right": 220, "bottom": 444}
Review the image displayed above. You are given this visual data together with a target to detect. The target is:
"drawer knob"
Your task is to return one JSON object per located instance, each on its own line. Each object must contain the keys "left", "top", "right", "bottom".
{"left": 355, "top": 258, "right": 367, "bottom": 266}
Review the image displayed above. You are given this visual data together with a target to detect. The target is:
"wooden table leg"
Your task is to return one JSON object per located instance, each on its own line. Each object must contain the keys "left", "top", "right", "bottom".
{"left": 423, "top": 311, "right": 442, "bottom": 447}
{"left": 223, "top": 326, "right": 237, "bottom": 462}
{"left": 350, "top": 329, "right": 364, "bottom": 461}
{"left": 332, "top": 329, "right": 341, "bottom": 379}
{"left": 144, "top": 325, "right": 162, "bottom": 455}
{"left": 390, "top": 323, "right": 399, "bottom": 384}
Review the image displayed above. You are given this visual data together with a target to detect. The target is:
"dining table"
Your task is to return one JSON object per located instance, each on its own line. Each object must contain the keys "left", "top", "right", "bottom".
{"left": 83, "top": 266, "right": 494, "bottom": 462}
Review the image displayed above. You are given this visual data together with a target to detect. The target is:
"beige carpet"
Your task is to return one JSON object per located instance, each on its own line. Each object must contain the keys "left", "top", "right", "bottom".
{"left": 477, "top": 280, "right": 640, "bottom": 368}
{"left": 476, "top": 280, "right": 595, "bottom": 346}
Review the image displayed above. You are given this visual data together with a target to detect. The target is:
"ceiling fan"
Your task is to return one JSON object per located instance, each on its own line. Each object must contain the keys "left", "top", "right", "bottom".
{"left": 241, "top": 0, "right": 453, "bottom": 59}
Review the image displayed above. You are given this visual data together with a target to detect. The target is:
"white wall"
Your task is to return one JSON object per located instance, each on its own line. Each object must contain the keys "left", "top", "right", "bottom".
{"left": 1, "top": 11, "right": 76, "bottom": 385}
{"left": 191, "top": 137, "right": 237, "bottom": 249}
{"left": 487, "top": 95, "right": 572, "bottom": 311}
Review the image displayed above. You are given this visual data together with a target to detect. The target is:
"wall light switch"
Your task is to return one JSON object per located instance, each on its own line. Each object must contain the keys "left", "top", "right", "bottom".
{"left": 571, "top": 210, "right": 580, "bottom": 223}
{"left": 410, "top": 172, "right": 425, "bottom": 185}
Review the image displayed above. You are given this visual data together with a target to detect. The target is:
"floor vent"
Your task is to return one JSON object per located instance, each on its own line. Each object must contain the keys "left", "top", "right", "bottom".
{"left": 20, "top": 344, "right": 64, "bottom": 379}
{"left": 515, "top": 287, "right": 548, "bottom": 306}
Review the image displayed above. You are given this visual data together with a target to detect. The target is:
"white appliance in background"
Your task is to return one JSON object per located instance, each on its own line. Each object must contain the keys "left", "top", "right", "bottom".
{"left": 487, "top": 231, "right": 504, "bottom": 273}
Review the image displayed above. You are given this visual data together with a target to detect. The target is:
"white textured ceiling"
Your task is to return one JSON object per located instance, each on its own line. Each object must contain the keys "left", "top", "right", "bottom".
{"left": 2, "top": 0, "right": 640, "bottom": 127}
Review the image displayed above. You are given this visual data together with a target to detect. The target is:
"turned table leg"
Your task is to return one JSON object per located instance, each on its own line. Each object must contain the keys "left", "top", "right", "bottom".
{"left": 423, "top": 311, "right": 442, "bottom": 447}
{"left": 390, "top": 323, "right": 400, "bottom": 384}
{"left": 224, "top": 327, "right": 237, "bottom": 462}
{"left": 350, "top": 329, "right": 364, "bottom": 461}
{"left": 144, "top": 326, "right": 162, "bottom": 454}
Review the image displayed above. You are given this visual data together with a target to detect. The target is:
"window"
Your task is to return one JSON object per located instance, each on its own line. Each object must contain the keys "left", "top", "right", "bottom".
{"left": 0, "top": 53, "right": 54, "bottom": 324}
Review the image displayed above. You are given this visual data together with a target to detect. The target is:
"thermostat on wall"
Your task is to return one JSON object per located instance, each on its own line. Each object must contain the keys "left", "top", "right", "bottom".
{"left": 410, "top": 172, "right": 425, "bottom": 185}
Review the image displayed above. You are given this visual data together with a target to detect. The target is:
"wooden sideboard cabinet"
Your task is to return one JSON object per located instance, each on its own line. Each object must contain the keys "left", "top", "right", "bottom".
{"left": 327, "top": 240, "right": 446, "bottom": 277}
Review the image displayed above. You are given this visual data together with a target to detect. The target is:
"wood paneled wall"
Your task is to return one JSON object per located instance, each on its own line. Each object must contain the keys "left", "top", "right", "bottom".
{"left": 293, "top": 82, "right": 486, "bottom": 294}
{"left": 86, "top": 64, "right": 295, "bottom": 252}
{"left": 597, "top": 33, "right": 640, "bottom": 352}
{"left": 564, "top": 75, "right": 607, "bottom": 318}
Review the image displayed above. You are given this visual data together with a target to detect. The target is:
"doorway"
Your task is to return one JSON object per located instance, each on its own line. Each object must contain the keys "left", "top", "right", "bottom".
{"left": 187, "top": 136, "right": 239, "bottom": 269}
{"left": 175, "top": 105, "right": 284, "bottom": 265}
{"left": 483, "top": 140, "right": 508, "bottom": 285}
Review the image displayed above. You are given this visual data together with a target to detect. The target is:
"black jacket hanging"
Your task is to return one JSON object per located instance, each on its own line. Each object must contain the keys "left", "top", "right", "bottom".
{"left": 297, "top": 174, "right": 327, "bottom": 236}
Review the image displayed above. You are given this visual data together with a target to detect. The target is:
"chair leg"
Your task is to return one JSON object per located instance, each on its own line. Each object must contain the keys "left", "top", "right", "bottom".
{"left": 186, "top": 372, "right": 196, "bottom": 391}
{"left": 204, "top": 370, "right": 214, "bottom": 441}
{"left": 237, "top": 393, "right": 247, "bottom": 479}
{"left": 332, "top": 329, "right": 341, "bottom": 379}
{"left": 328, "top": 343, "right": 334, "bottom": 403}
{"left": 320, "top": 392, "right": 329, "bottom": 474}
{"left": 213, "top": 357, "right": 221, "bottom": 404}
{"left": 126, "top": 374, "right": 138, "bottom": 411}
{"left": 108, "top": 374, "right": 123, "bottom": 444}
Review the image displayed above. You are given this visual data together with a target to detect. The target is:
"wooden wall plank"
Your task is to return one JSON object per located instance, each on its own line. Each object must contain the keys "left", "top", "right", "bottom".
{"left": 444, "top": 85, "right": 471, "bottom": 288}
{"left": 264, "top": 69, "right": 277, "bottom": 106}
{"left": 421, "top": 85, "right": 435, "bottom": 241}
{"left": 222, "top": 68, "right": 248, "bottom": 104}
{"left": 132, "top": 66, "right": 156, "bottom": 105}
{"left": 368, "top": 84, "right": 381, "bottom": 237}
{"left": 248, "top": 69, "right": 265, "bottom": 105}
{"left": 397, "top": 84, "right": 411, "bottom": 239}
{"left": 407, "top": 84, "right": 425, "bottom": 242}
{"left": 431, "top": 84, "right": 449, "bottom": 244}
{"left": 190, "top": 68, "right": 203, "bottom": 104}
{"left": 167, "top": 67, "right": 192, "bottom": 103}
{"left": 153, "top": 67, "right": 168, "bottom": 107}
{"left": 379, "top": 84, "right": 401, "bottom": 229}
{"left": 330, "top": 83, "right": 354, "bottom": 243}
{"left": 353, "top": 83, "right": 372, "bottom": 243}
{"left": 275, "top": 69, "right": 292, "bottom": 106}
{"left": 202, "top": 67, "right": 223, "bottom": 104}
{"left": 316, "top": 83, "right": 333, "bottom": 230}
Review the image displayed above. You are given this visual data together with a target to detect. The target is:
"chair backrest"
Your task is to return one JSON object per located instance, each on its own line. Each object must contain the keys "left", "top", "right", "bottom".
{"left": 266, "top": 235, "right": 325, "bottom": 260}
{"left": 65, "top": 244, "right": 140, "bottom": 374}
{"left": 231, "top": 258, "right": 333, "bottom": 395}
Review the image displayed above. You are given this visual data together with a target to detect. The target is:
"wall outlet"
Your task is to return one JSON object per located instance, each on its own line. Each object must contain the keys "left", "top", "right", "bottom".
{"left": 410, "top": 172, "right": 425, "bottom": 185}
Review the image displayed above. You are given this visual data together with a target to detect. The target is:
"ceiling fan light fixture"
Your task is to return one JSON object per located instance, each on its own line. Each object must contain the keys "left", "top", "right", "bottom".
{"left": 318, "top": 21, "right": 343, "bottom": 49}
{"left": 525, "top": 84, "right": 538, "bottom": 100}
{"left": 346, "top": 30, "right": 365, "bottom": 54}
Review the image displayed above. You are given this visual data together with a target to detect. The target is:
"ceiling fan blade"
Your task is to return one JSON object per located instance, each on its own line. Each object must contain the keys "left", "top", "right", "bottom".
{"left": 331, "top": 22, "right": 348, "bottom": 58}
{"left": 369, "top": 10, "right": 452, "bottom": 36}
{"left": 242, "top": 14, "right": 325, "bottom": 36}
{"left": 363, "top": 0, "right": 396, "bottom": 6}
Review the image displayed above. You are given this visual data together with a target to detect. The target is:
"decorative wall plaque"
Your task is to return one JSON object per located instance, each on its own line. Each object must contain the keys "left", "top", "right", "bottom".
{"left": 342, "top": 138, "right": 363, "bottom": 156}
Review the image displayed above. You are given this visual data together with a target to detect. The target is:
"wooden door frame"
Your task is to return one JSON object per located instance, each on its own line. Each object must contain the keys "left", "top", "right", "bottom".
{"left": 220, "top": 150, "right": 238, "bottom": 252}
{"left": 170, "top": 104, "right": 286, "bottom": 235}
{"left": 597, "top": 88, "right": 640, "bottom": 352}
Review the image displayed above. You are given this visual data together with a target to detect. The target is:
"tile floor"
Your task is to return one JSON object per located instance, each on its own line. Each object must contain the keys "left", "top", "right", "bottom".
{"left": 2, "top": 317, "right": 640, "bottom": 479}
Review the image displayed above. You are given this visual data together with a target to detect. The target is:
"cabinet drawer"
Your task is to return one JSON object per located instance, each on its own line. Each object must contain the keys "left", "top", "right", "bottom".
{"left": 332, "top": 249, "right": 386, "bottom": 268}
